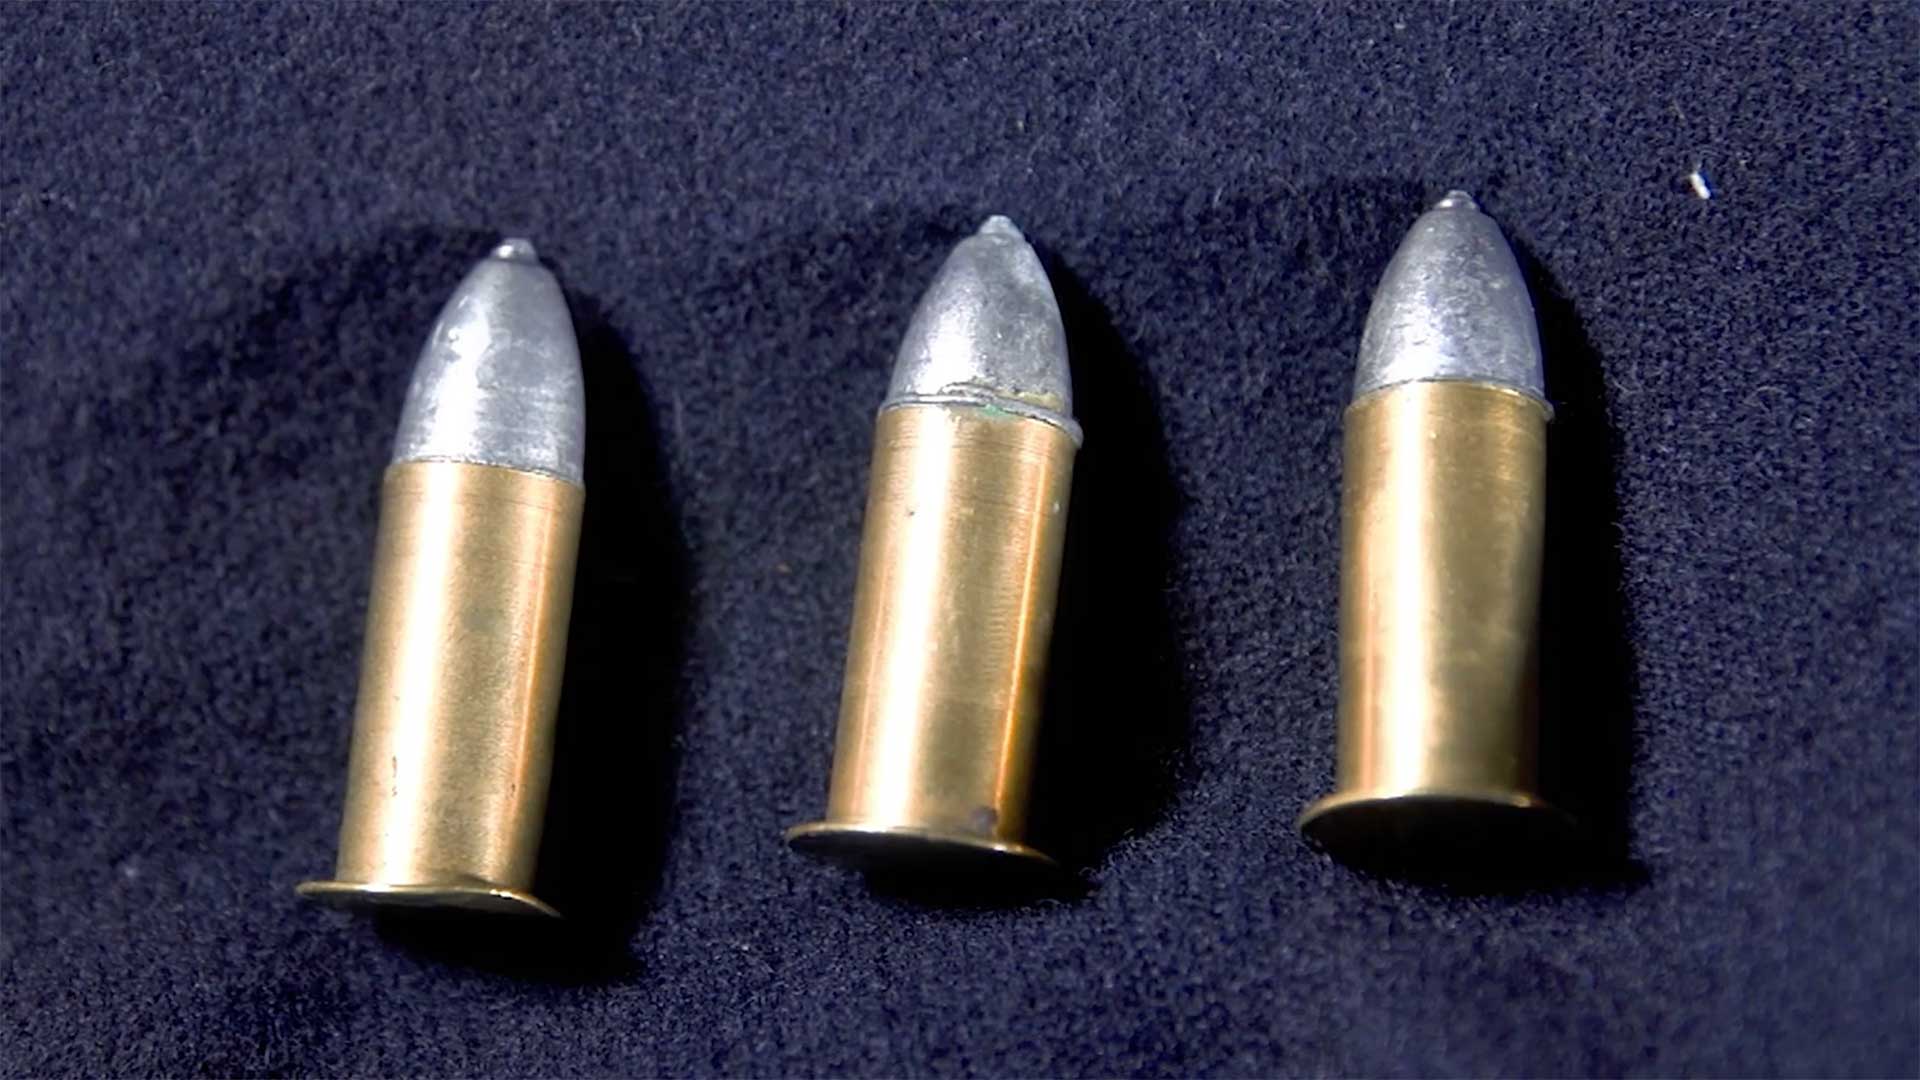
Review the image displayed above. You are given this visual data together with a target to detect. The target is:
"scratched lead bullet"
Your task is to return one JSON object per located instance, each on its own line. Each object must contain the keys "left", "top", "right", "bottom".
{"left": 298, "top": 239, "right": 584, "bottom": 916}
{"left": 1299, "top": 192, "right": 1573, "bottom": 872}
{"left": 787, "top": 216, "right": 1080, "bottom": 871}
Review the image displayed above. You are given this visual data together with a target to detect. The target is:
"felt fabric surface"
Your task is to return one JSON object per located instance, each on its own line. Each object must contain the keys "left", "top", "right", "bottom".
{"left": 4, "top": 4, "right": 1915, "bottom": 1076}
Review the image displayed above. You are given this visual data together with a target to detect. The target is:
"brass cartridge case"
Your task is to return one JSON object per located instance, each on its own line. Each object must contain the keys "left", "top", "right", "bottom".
{"left": 297, "top": 460, "right": 582, "bottom": 915}
{"left": 1299, "top": 381, "right": 1569, "bottom": 862}
{"left": 787, "top": 404, "right": 1076, "bottom": 869}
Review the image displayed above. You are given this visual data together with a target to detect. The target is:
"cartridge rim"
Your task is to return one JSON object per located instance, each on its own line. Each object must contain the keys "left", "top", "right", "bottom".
{"left": 294, "top": 879, "right": 560, "bottom": 918}
{"left": 1297, "top": 789, "right": 1575, "bottom": 874}
{"left": 784, "top": 821, "right": 1058, "bottom": 874}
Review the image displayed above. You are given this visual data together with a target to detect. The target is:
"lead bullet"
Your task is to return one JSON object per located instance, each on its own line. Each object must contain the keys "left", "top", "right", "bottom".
{"left": 787, "top": 217, "right": 1080, "bottom": 872}
{"left": 1299, "top": 193, "right": 1572, "bottom": 872}
{"left": 299, "top": 239, "right": 585, "bottom": 916}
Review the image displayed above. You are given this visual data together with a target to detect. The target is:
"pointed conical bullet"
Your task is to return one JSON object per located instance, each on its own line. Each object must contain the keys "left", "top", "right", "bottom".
{"left": 886, "top": 215, "right": 1078, "bottom": 436}
{"left": 1300, "top": 193, "right": 1571, "bottom": 875}
{"left": 1352, "top": 191, "right": 1546, "bottom": 402}
{"left": 392, "top": 238, "right": 586, "bottom": 482}
{"left": 299, "top": 239, "right": 585, "bottom": 917}
{"left": 788, "top": 217, "right": 1080, "bottom": 873}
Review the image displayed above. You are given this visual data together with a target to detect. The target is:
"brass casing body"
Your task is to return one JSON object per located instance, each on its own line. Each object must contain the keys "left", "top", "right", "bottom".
{"left": 1300, "top": 381, "right": 1568, "bottom": 860}
{"left": 788, "top": 405, "right": 1076, "bottom": 869}
{"left": 298, "top": 461, "right": 582, "bottom": 915}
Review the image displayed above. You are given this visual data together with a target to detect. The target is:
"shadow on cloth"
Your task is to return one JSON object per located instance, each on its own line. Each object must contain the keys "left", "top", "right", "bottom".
{"left": 1525, "top": 242, "right": 1645, "bottom": 891}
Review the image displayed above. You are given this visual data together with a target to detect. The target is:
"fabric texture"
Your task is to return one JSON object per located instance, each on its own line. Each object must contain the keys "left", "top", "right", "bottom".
{"left": 4, "top": 4, "right": 1915, "bottom": 1076}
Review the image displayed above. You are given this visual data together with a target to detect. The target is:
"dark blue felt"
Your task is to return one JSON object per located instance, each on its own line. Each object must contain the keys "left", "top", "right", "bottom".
{"left": 4, "top": 4, "right": 1916, "bottom": 1076}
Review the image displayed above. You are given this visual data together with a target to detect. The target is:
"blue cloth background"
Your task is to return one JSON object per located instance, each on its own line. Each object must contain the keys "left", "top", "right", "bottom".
{"left": 5, "top": 4, "right": 1915, "bottom": 1076}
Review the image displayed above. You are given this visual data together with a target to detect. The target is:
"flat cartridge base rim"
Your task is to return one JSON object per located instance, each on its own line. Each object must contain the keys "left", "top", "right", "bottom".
{"left": 1297, "top": 789, "right": 1576, "bottom": 874}
{"left": 784, "top": 821, "right": 1058, "bottom": 874}
{"left": 295, "top": 879, "right": 561, "bottom": 918}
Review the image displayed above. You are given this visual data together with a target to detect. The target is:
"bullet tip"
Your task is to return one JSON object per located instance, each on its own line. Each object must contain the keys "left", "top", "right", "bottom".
{"left": 977, "top": 215, "right": 1025, "bottom": 240}
{"left": 885, "top": 218, "right": 1079, "bottom": 442}
{"left": 491, "top": 237, "right": 541, "bottom": 264}
{"left": 1354, "top": 195, "right": 1544, "bottom": 403}
{"left": 394, "top": 243, "right": 586, "bottom": 484}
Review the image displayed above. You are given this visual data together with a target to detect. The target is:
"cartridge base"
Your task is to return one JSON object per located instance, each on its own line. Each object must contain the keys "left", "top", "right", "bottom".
{"left": 1298, "top": 790, "right": 1575, "bottom": 874}
{"left": 295, "top": 879, "right": 560, "bottom": 918}
{"left": 785, "top": 821, "right": 1058, "bottom": 874}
